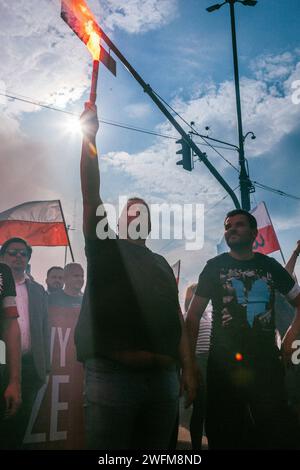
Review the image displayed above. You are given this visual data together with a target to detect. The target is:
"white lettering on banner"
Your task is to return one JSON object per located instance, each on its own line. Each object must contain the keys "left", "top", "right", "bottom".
{"left": 50, "top": 326, "right": 56, "bottom": 363}
{"left": 50, "top": 326, "right": 71, "bottom": 366}
{"left": 50, "top": 375, "right": 69, "bottom": 441}
{"left": 57, "top": 328, "right": 71, "bottom": 367}
{"left": 23, "top": 378, "right": 49, "bottom": 444}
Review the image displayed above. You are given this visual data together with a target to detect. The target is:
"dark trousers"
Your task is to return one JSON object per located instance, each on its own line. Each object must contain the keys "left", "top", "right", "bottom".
{"left": 0, "top": 354, "right": 41, "bottom": 449}
{"left": 190, "top": 352, "right": 209, "bottom": 450}
{"left": 206, "top": 349, "right": 300, "bottom": 449}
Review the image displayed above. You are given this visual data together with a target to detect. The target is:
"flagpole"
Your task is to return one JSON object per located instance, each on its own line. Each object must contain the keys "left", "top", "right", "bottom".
{"left": 263, "top": 201, "right": 286, "bottom": 265}
{"left": 58, "top": 200, "right": 75, "bottom": 263}
{"left": 177, "top": 260, "right": 181, "bottom": 285}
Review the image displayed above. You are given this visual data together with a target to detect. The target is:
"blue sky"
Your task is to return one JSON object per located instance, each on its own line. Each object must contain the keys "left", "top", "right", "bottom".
{"left": 1, "top": 0, "right": 300, "bottom": 296}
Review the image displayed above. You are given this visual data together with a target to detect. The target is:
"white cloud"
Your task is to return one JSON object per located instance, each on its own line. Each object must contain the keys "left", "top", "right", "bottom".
{"left": 124, "top": 102, "right": 152, "bottom": 119}
{"left": 251, "top": 51, "right": 298, "bottom": 82}
{"left": 0, "top": 0, "right": 91, "bottom": 120}
{"left": 0, "top": 0, "right": 177, "bottom": 123}
{"left": 103, "top": 50, "right": 300, "bottom": 198}
{"left": 99, "top": 0, "right": 178, "bottom": 34}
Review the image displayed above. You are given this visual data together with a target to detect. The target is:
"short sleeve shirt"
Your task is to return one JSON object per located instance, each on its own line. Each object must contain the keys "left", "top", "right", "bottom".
{"left": 196, "top": 253, "right": 299, "bottom": 354}
{"left": 75, "top": 237, "right": 182, "bottom": 361}
{"left": 0, "top": 263, "right": 18, "bottom": 335}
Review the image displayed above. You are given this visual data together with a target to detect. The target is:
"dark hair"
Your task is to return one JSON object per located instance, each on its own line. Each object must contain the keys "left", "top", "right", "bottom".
{"left": 64, "top": 263, "right": 84, "bottom": 275}
{"left": 47, "top": 266, "right": 64, "bottom": 277}
{"left": 225, "top": 209, "right": 257, "bottom": 230}
{"left": 128, "top": 197, "right": 151, "bottom": 218}
{"left": 0, "top": 237, "right": 32, "bottom": 260}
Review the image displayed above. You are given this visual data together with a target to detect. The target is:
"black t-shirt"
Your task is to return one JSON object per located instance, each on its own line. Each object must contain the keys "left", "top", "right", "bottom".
{"left": 0, "top": 263, "right": 17, "bottom": 339}
{"left": 75, "top": 238, "right": 182, "bottom": 361}
{"left": 48, "top": 290, "right": 83, "bottom": 308}
{"left": 196, "top": 253, "right": 296, "bottom": 355}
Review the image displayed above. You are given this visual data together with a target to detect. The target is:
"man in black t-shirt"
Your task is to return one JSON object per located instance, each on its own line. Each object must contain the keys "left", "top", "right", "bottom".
{"left": 74, "top": 102, "right": 197, "bottom": 450}
{"left": 186, "top": 209, "right": 300, "bottom": 449}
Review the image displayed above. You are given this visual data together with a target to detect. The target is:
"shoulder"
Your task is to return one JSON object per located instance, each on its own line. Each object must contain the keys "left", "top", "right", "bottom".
{"left": 254, "top": 252, "right": 283, "bottom": 270}
{"left": 85, "top": 234, "right": 118, "bottom": 255}
{"left": 0, "top": 262, "right": 12, "bottom": 276}
{"left": 27, "top": 279, "right": 46, "bottom": 295}
{"left": 204, "top": 253, "right": 229, "bottom": 268}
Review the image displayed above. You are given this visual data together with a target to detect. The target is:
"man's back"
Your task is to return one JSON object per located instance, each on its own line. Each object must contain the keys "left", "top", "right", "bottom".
{"left": 75, "top": 237, "right": 181, "bottom": 361}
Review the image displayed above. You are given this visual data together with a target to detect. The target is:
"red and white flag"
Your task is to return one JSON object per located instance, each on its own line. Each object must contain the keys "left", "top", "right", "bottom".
{"left": 251, "top": 201, "right": 280, "bottom": 255}
{"left": 0, "top": 200, "right": 69, "bottom": 246}
{"left": 171, "top": 259, "right": 181, "bottom": 285}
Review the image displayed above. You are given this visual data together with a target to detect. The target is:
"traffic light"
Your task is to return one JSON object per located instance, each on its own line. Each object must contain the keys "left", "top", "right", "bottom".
{"left": 176, "top": 138, "right": 193, "bottom": 171}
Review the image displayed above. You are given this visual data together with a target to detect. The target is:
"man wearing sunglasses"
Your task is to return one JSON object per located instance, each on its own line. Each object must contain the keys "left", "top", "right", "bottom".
{"left": 0, "top": 237, "right": 50, "bottom": 449}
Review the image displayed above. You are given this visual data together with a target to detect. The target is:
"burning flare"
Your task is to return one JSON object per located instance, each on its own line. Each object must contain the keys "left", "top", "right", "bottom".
{"left": 85, "top": 19, "right": 100, "bottom": 61}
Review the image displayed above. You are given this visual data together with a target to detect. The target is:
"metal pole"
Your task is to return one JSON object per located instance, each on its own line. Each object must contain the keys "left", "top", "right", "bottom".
{"left": 58, "top": 200, "right": 75, "bottom": 263}
{"left": 229, "top": 0, "right": 251, "bottom": 210}
{"left": 95, "top": 25, "right": 241, "bottom": 209}
{"left": 89, "top": 60, "right": 99, "bottom": 104}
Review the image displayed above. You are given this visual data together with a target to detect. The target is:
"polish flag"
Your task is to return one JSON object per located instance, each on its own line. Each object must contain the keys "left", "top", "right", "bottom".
{"left": 251, "top": 201, "right": 280, "bottom": 255}
{"left": 0, "top": 200, "right": 69, "bottom": 246}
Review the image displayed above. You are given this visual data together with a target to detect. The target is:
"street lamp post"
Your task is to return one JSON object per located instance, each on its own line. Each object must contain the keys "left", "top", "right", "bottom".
{"left": 206, "top": 0, "right": 257, "bottom": 211}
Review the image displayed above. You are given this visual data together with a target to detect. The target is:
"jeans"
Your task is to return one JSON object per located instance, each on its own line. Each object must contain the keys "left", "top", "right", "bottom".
{"left": 84, "top": 357, "right": 180, "bottom": 450}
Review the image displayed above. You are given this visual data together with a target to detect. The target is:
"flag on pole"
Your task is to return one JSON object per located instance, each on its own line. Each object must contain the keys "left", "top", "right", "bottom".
{"left": 251, "top": 201, "right": 280, "bottom": 255}
{"left": 61, "top": 0, "right": 116, "bottom": 76}
{"left": 171, "top": 259, "right": 181, "bottom": 285}
{"left": 217, "top": 201, "right": 280, "bottom": 256}
{"left": 0, "top": 200, "right": 69, "bottom": 246}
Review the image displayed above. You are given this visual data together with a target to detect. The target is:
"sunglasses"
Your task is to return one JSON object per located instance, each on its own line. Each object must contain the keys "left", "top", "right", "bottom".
{"left": 6, "top": 249, "right": 28, "bottom": 257}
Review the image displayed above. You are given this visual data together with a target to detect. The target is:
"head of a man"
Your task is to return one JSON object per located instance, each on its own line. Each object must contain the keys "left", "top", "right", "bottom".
{"left": 117, "top": 197, "right": 151, "bottom": 242}
{"left": 0, "top": 237, "right": 32, "bottom": 276}
{"left": 46, "top": 266, "right": 64, "bottom": 293}
{"left": 224, "top": 210, "right": 258, "bottom": 251}
{"left": 64, "top": 263, "right": 84, "bottom": 295}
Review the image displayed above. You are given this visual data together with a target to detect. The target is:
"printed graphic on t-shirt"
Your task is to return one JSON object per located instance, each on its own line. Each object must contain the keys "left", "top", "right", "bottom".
{"left": 220, "top": 268, "right": 274, "bottom": 331}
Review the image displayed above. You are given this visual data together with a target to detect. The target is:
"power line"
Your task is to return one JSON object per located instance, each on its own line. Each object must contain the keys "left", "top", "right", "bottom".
{"left": 5, "top": 90, "right": 298, "bottom": 203}
{"left": 1, "top": 90, "right": 241, "bottom": 153}
{"left": 0, "top": 91, "right": 176, "bottom": 140}
{"left": 152, "top": 89, "right": 240, "bottom": 172}
{"left": 205, "top": 186, "right": 239, "bottom": 214}
{"left": 253, "top": 181, "right": 300, "bottom": 201}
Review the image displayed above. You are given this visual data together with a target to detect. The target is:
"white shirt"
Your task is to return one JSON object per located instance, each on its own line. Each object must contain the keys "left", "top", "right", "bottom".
{"left": 16, "top": 278, "right": 31, "bottom": 354}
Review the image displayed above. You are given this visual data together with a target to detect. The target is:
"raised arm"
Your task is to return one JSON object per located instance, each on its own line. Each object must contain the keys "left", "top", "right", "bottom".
{"left": 2, "top": 317, "right": 21, "bottom": 417}
{"left": 80, "top": 102, "right": 104, "bottom": 239}
{"left": 285, "top": 240, "right": 300, "bottom": 276}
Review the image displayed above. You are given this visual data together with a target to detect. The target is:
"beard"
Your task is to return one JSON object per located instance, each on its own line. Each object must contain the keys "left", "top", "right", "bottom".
{"left": 226, "top": 234, "right": 254, "bottom": 250}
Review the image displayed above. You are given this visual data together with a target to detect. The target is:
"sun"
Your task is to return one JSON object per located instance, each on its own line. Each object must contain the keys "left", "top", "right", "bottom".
{"left": 63, "top": 116, "right": 82, "bottom": 135}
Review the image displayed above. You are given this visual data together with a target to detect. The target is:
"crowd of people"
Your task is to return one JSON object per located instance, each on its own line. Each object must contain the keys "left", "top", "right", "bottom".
{"left": 0, "top": 102, "right": 300, "bottom": 450}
